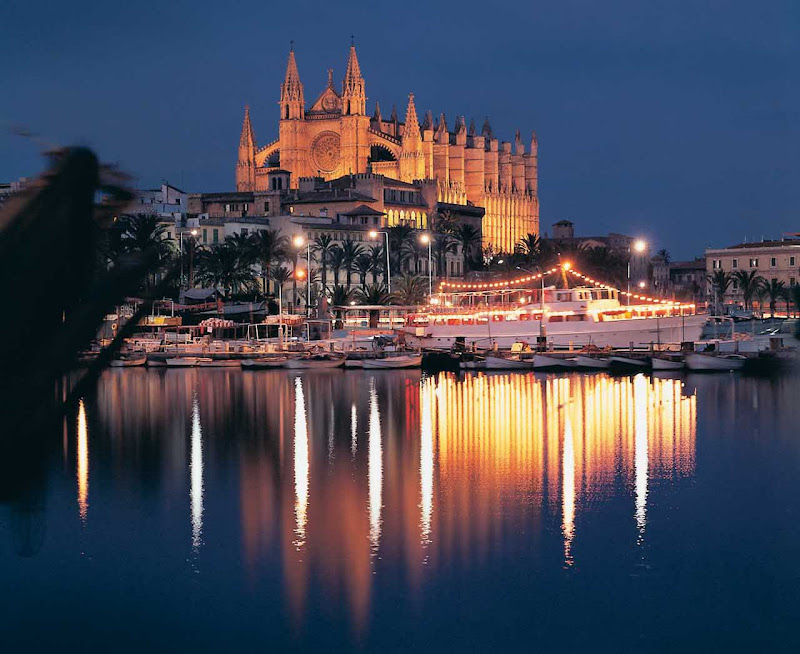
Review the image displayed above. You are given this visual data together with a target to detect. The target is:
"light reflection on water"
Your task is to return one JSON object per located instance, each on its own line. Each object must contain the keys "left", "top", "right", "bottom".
{"left": 20, "top": 367, "right": 800, "bottom": 650}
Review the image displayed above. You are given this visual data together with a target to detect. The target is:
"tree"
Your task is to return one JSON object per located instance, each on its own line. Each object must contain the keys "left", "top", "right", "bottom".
{"left": 312, "top": 234, "right": 336, "bottom": 294}
{"left": 367, "top": 244, "right": 385, "bottom": 285}
{"left": 194, "top": 243, "right": 256, "bottom": 297}
{"left": 431, "top": 209, "right": 457, "bottom": 235}
{"left": 270, "top": 266, "right": 292, "bottom": 310}
{"left": 329, "top": 284, "right": 354, "bottom": 329}
{"left": 707, "top": 270, "right": 732, "bottom": 314}
{"left": 657, "top": 248, "right": 671, "bottom": 265}
{"left": 328, "top": 245, "right": 346, "bottom": 287}
{"left": 732, "top": 270, "right": 765, "bottom": 310}
{"left": 354, "top": 253, "right": 372, "bottom": 289}
{"left": 763, "top": 278, "right": 786, "bottom": 318}
{"left": 387, "top": 225, "right": 414, "bottom": 274}
{"left": 251, "top": 229, "right": 288, "bottom": 297}
{"left": 789, "top": 284, "right": 800, "bottom": 318}
{"left": 515, "top": 233, "right": 542, "bottom": 268}
{"left": 390, "top": 273, "right": 427, "bottom": 305}
{"left": 432, "top": 233, "right": 458, "bottom": 279}
{"left": 355, "top": 283, "right": 390, "bottom": 328}
{"left": 455, "top": 224, "right": 481, "bottom": 274}
{"left": 340, "top": 239, "right": 364, "bottom": 290}
{"left": 119, "top": 213, "right": 175, "bottom": 289}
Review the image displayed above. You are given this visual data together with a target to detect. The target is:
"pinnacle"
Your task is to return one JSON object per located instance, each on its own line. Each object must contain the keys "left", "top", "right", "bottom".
{"left": 403, "top": 93, "right": 420, "bottom": 139}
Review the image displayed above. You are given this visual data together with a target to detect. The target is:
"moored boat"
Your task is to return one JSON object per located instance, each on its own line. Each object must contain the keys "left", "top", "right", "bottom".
{"left": 283, "top": 354, "right": 346, "bottom": 369}
{"left": 685, "top": 353, "right": 746, "bottom": 371}
{"left": 165, "top": 357, "right": 199, "bottom": 368}
{"left": 109, "top": 355, "right": 147, "bottom": 368}
{"left": 573, "top": 355, "right": 611, "bottom": 370}
{"left": 484, "top": 354, "right": 533, "bottom": 370}
{"left": 362, "top": 354, "right": 422, "bottom": 369}
{"left": 609, "top": 355, "right": 650, "bottom": 370}
{"left": 242, "top": 357, "right": 288, "bottom": 369}
{"left": 533, "top": 354, "right": 576, "bottom": 370}
{"left": 651, "top": 353, "right": 685, "bottom": 370}
{"left": 196, "top": 358, "right": 241, "bottom": 368}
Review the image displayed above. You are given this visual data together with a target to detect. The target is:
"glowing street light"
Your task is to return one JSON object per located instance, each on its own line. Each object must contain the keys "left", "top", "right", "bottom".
{"left": 368, "top": 229, "right": 391, "bottom": 292}
{"left": 633, "top": 239, "right": 647, "bottom": 254}
{"left": 627, "top": 239, "right": 648, "bottom": 305}
{"left": 419, "top": 233, "right": 432, "bottom": 296}
{"left": 638, "top": 281, "right": 646, "bottom": 289}
{"left": 293, "top": 235, "right": 311, "bottom": 317}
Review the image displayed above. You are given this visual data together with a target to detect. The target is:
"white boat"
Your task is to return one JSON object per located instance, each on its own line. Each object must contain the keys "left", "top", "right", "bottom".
{"left": 109, "top": 356, "right": 146, "bottom": 367}
{"left": 196, "top": 358, "right": 241, "bottom": 368}
{"left": 609, "top": 355, "right": 649, "bottom": 369}
{"left": 533, "top": 354, "right": 576, "bottom": 370}
{"left": 685, "top": 353, "right": 746, "bottom": 371}
{"left": 401, "top": 284, "right": 704, "bottom": 350}
{"left": 166, "top": 357, "right": 199, "bottom": 368}
{"left": 242, "top": 357, "right": 288, "bottom": 369}
{"left": 651, "top": 353, "right": 685, "bottom": 370}
{"left": 362, "top": 354, "right": 422, "bottom": 369}
{"left": 283, "top": 354, "right": 346, "bottom": 369}
{"left": 483, "top": 354, "right": 533, "bottom": 370}
{"left": 573, "top": 355, "right": 611, "bottom": 370}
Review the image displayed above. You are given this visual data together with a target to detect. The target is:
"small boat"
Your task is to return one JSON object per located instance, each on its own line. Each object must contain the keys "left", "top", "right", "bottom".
{"left": 609, "top": 355, "right": 650, "bottom": 369}
{"left": 196, "top": 358, "right": 241, "bottom": 368}
{"left": 166, "top": 357, "right": 199, "bottom": 368}
{"left": 651, "top": 353, "right": 685, "bottom": 370}
{"left": 685, "top": 353, "right": 746, "bottom": 371}
{"left": 533, "top": 354, "right": 575, "bottom": 370}
{"left": 109, "top": 355, "right": 147, "bottom": 368}
{"left": 362, "top": 354, "right": 422, "bottom": 369}
{"left": 484, "top": 354, "right": 532, "bottom": 370}
{"left": 283, "top": 354, "right": 346, "bottom": 369}
{"left": 573, "top": 355, "right": 611, "bottom": 370}
{"left": 242, "top": 357, "right": 288, "bottom": 369}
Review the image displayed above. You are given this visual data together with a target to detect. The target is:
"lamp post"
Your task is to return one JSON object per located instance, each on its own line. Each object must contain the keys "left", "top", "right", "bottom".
{"left": 368, "top": 229, "right": 391, "bottom": 292}
{"left": 628, "top": 239, "right": 647, "bottom": 305}
{"left": 419, "top": 233, "right": 432, "bottom": 297}
{"left": 180, "top": 228, "right": 199, "bottom": 288}
{"left": 293, "top": 234, "right": 311, "bottom": 317}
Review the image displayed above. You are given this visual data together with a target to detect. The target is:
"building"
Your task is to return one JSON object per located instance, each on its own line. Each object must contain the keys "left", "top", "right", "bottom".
{"left": 544, "top": 219, "right": 651, "bottom": 283}
{"left": 234, "top": 43, "right": 538, "bottom": 252}
{"left": 668, "top": 259, "right": 706, "bottom": 302}
{"left": 123, "top": 182, "right": 187, "bottom": 219}
{"left": 705, "top": 238, "right": 800, "bottom": 304}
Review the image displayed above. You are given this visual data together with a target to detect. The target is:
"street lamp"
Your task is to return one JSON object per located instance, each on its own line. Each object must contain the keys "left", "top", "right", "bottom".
{"left": 627, "top": 239, "right": 647, "bottom": 304}
{"left": 179, "top": 227, "right": 199, "bottom": 288}
{"left": 368, "top": 229, "right": 391, "bottom": 292}
{"left": 419, "top": 233, "right": 432, "bottom": 296}
{"left": 293, "top": 234, "right": 311, "bottom": 317}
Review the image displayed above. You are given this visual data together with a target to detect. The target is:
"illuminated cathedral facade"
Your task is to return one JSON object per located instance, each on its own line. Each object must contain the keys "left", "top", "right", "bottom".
{"left": 236, "top": 43, "right": 539, "bottom": 252}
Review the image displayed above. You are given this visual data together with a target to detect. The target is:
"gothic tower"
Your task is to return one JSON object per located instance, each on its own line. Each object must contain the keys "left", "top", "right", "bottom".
{"left": 339, "top": 43, "right": 370, "bottom": 175}
{"left": 279, "top": 45, "right": 306, "bottom": 187}
{"left": 236, "top": 105, "right": 256, "bottom": 191}
{"left": 399, "top": 93, "right": 424, "bottom": 182}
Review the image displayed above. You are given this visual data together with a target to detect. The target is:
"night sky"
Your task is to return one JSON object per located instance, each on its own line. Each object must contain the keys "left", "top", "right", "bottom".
{"left": 2, "top": 0, "right": 798, "bottom": 258}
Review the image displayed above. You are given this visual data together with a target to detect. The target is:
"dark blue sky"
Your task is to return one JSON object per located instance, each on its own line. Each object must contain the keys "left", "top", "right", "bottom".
{"left": 2, "top": 0, "right": 798, "bottom": 258}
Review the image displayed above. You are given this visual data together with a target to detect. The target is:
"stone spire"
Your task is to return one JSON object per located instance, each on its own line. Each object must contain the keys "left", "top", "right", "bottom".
{"left": 372, "top": 101, "right": 382, "bottom": 122}
{"left": 399, "top": 93, "right": 424, "bottom": 182}
{"left": 435, "top": 112, "right": 449, "bottom": 143}
{"left": 402, "top": 93, "right": 421, "bottom": 142}
{"left": 280, "top": 45, "right": 304, "bottom": 119}
{"left": 481, "top": 117, "right": 493, "bottom": 139}
{"left": 468, "top": 118, "right": 477, "bottom": 137}
{"left": 455, "top": 115, "right": 467, "bottom": 135}
{"left": 236, "top": 105, "right": 257, "bottom": 191}
{"left": 390, "top": 104, "right": 398, "bottom": 123}
{"left": 421, "top": 109, "right": 434, "bottom": 131}
{"left": 342, "top": 43, "right": 366, "bottom": 115}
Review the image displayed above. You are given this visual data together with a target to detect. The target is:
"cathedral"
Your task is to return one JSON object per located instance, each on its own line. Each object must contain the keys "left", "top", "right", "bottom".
{"left": 235, "top": 43, "right": 539, "bottom": 252}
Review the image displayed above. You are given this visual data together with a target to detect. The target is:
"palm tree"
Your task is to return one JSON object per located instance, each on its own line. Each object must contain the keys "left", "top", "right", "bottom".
{"left": 732, "top": 270, "right": 765, "bottom": 310}
{"left": 354, "top": 253, "right": 372, "bottom": 289}
{"left": 432, "top": 234, "right": 458, "bottom": 279}
{"left": 194, "top": 243, "right": 256, "bottom": 297}
{"left": 329, "top": 284, "right": 354, "bottom": 329}
{"left": 515, "top": 233, "right": 542, "bottom": 268}
{"left": 367, "top": 244, "right": 385, "bottom": 285}
{"left": 455, "top": 224, "right": 481, "bottom": 274}
{"left": 585, "top": 246, "right": 626, "bottom": 287}
{"left": 355, "top": 284, "right": 390, "bottom": 328}
{"left": 390, "top": 273, "right": 427, "bottom": 305}
{"left": 657, "top": 248, "right": 671, "bottom": 265}
{"left": 340, "top": 239, "right": 365, "bottom": 290}
{"left": 328, "top": 245, "right": 346, "bottom": 287}
{"left": 432, "top": 209, "right": 457, "bottom": 235}
{"left": 764, "top": 279, "right": 786, "bottom": 318}
{"left": 120, "top": 214, "right": 175, "bottom": 288}
{"left": 707, "top": 270, "right": 732, "bottom": 314}
{"left": 251, "top": 229, "right": 288, "bottom": 297}
{"left": 387, "top": 225, "right": 414, "bottom": 273}
{"left": 789, "top": 284, "right": 800, "bottom": 318}
{"left": 270, "top": 266, "right": 292, "bottom": 312}
{"left": 312, "top": 234, "right": 336, "bottom": 294}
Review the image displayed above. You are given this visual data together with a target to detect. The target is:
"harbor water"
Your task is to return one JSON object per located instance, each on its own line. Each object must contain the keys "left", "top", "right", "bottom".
{"left": 2, "top": 369, "right": 799, "bottom": 651}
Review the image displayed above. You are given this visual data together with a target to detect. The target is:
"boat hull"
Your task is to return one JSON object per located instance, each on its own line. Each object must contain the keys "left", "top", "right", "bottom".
{"left": 166, "top": 357, "right": 199, "bottom": 368}
{"left": 242, "top": 357, "right": 287, "bottom": 369}
{"left": 110, "top": 357, "right": 146, "bottom": 367}
{"left": 685, "top": 353, "right": 746, "bottom": 371}
{"left": 651, "top": 356, "right": 685, "bottom": 370}
{"left": 483, "top": 355, "right": 532, "bottom": 370}
{"left": 196, "top": 359, "right": 241, "bottom": 368}
{"left": 401, "top": 314, "right": 706, "bottom": 350}
{"left": 533, "top": 355, "right": 575, "bottom": 370}
{"left": 284, "top": 357, "right": 345, "bottom": 369}
{"left": 573, "top": 355, "right": 610, "bottom": 370}
{"left": 362, "top": 355, "right": 422, "bottom": 369}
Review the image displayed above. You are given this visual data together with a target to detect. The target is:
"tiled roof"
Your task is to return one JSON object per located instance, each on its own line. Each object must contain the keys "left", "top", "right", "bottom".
{"left": 339, "top": 204, "right": 385, "bottom": 216}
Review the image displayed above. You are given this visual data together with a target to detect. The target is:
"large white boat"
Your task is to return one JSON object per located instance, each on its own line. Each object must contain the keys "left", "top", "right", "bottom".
{"left": 400, "top": 284, "right": 704, "bottom": 350}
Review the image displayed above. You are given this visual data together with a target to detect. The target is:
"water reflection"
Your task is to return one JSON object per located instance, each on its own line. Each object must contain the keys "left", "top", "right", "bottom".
{"left": 562, "top": 414, "right": 575, "bottom": 566}
{"left": 77, "top": 398, "right": 88, "bottom": 524}
{"left": 293, "top": 376, "right": 309, "bottom": 549}
{"left": 190, "top": 394, "right": 204, "bottom": 553}
{"left": 368, "top": 378, "right": 383, "bottom": 554}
